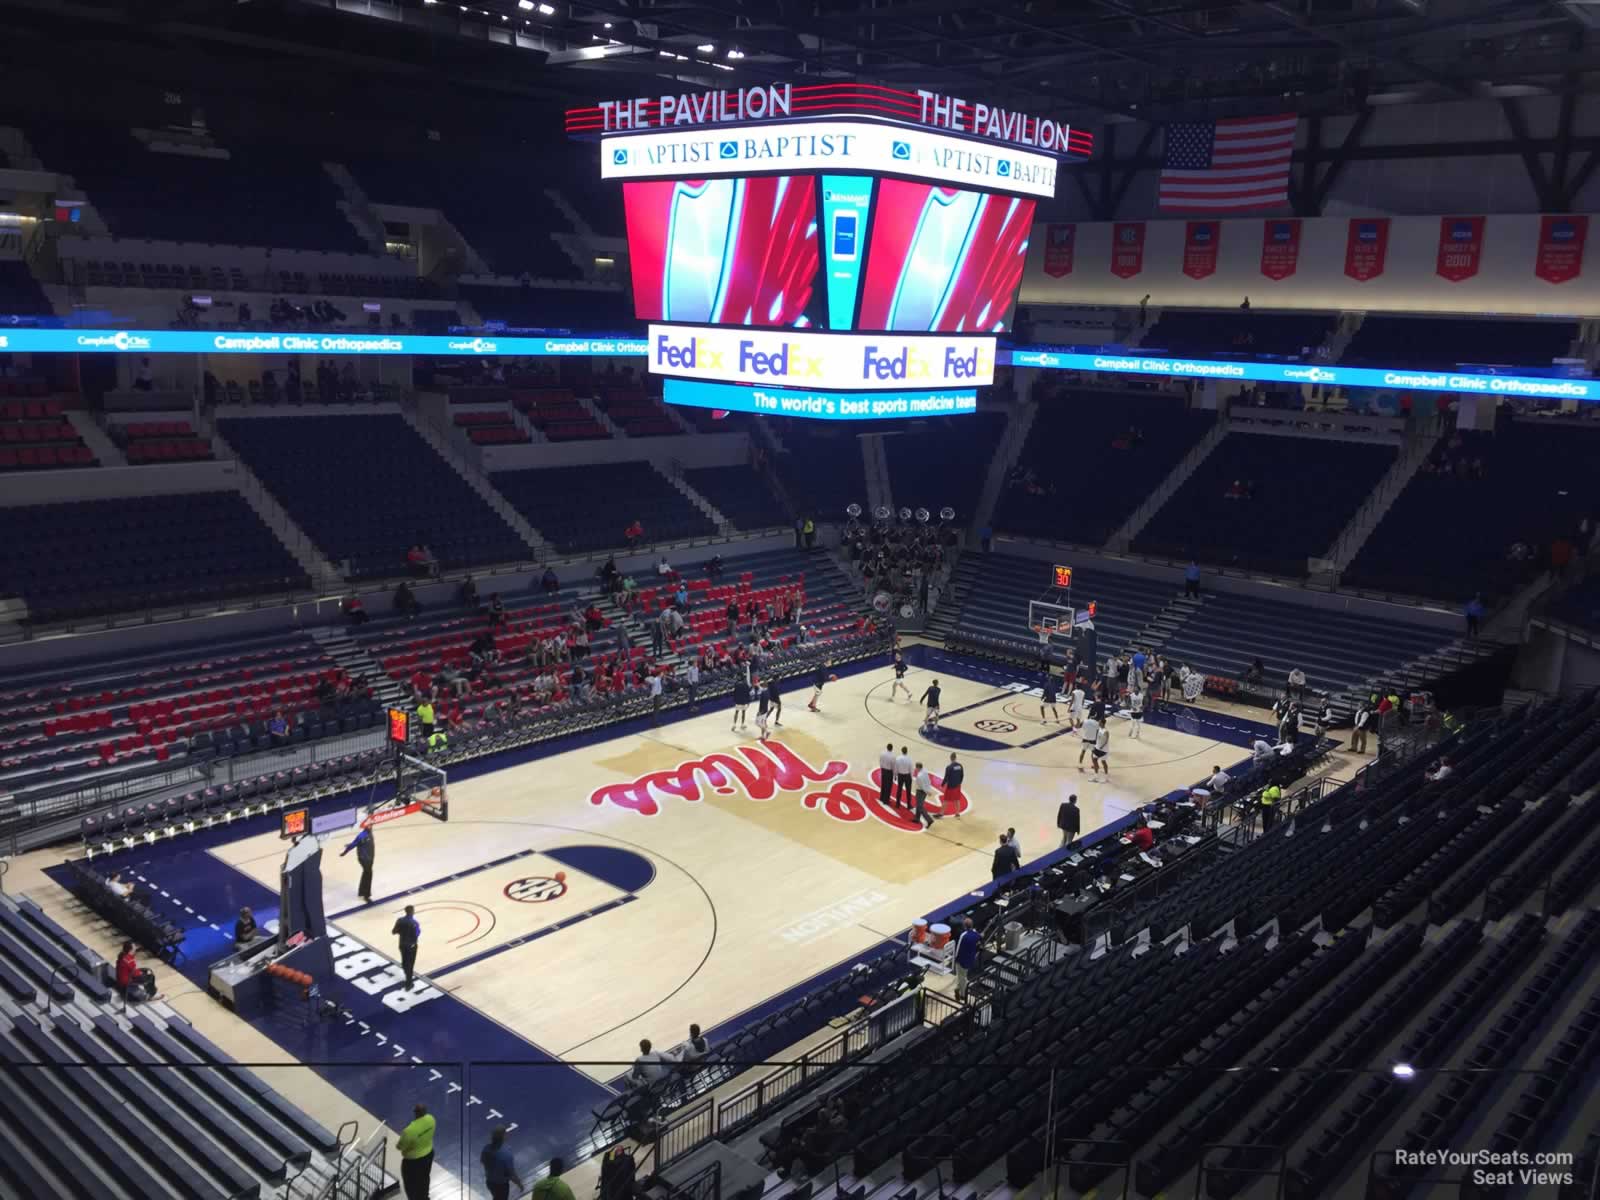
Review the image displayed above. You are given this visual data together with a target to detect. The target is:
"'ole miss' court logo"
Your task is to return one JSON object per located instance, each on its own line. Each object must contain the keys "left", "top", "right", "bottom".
{"left": 587, "top": 741, "right": 970, "bottom": 831}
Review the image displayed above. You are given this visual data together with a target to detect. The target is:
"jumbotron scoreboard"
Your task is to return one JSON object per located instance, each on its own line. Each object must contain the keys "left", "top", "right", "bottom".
{"left": 566, "top": 84, "right": 1091, "bottom": 422}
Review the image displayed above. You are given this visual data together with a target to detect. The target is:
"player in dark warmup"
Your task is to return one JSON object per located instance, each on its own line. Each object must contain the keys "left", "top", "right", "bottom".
{"left": 755, "top": 685, "right": 773, "bottom": 741}
{"left": 920, "top": 679, "right": 942, "bottom": 730}
{"left": 766, "top": 676, "right": 784, "bottom": 726}
{"left": 890, "top": 651, "right": 912, "bottom": 701}
{"left": 731, "top": 674, "right": 751, "bottom": 731}
{"left": 808, "top": 661, "right": 832, "bottom": 711}
{"left": 1040, "top": 674, "right": 1060, "bottom": 724}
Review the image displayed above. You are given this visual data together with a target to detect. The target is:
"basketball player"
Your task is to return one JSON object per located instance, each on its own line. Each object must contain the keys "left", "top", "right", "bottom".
{"left": 890, "top": 651, "right": 913, "bottom": 701}
{"left": 942, "top": 752, "right": 965, "bottom": 820}
{"left": 1077, "top": 712, "right": 1101, "bottom": 772}
{"left": 1040, "top": 673, "right": 1060, "bottom": 724}
{"left": 766, "top": 676, "right": 784, "bottom": 726}
{"left": 731, "top": 673, "right": 751, "bottom": 731}
{"left": 1069, "top": 680, "right": 1087, "bottom": 730}
{"left": 920, "top": 678, "right": 942, "bottom": 730}
{"left": 754, "top": 685, "right": 773, "bottom": 741}
{"left": 808, "top": 660, "right": 831, "bottom": 712}
{"left": 1128, "top": 688, "right": 1146, "bottom": 739}
{"left": 1091, "top": 722, "right": 1111, "bottom": 777}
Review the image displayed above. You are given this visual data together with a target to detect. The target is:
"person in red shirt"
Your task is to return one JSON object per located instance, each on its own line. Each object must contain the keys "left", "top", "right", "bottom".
{"left": 1125, "top": 817, "right": 1154, "bottom": 853}
{"left": 115, "top": 941, "right": 158, "bottom": 1001}
{"left": 625, "top": 519, "right": 644, "bottom": 544}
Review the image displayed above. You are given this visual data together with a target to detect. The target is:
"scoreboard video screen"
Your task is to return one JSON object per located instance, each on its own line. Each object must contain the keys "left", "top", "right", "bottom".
{"left": 623, "top": 174, "right": 1034, "bottom": 335}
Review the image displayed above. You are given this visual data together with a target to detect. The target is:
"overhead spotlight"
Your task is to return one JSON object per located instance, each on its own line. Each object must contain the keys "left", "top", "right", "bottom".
{"left": 658, "top": 49, "right": 673, "bottom": 57}
{"left": 517, "top": 0, "right": 533, "bottom": 8}
{"left": 603, "top": 20, "right": 612, "bottom": 27}
{"left": 537, "top": 2, "right": 555, "bottom": 12}
{"left": 727, "top": 47, "right": 745, "bottom": 59}
{"left": 697, "top": 43, "right": 714, "bottom": 52}
{"left": 1392, "top": 1063, "right": 1415, "bottom": 1080}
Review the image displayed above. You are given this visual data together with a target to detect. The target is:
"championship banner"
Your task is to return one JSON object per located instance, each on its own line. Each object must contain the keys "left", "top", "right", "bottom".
{"left": 1436, "top": 216, "right": 1486, "bottom": 283}
{"left": 1344, "top": 218, "right": 1389, "bottom": 282}
{"left": 1182, "top": 220, "right": 1220, "bottom": 280}
{"left": 1534, "top": 215, "right": 1588, "bottom": 285}
{"left": 1110, "top": 221, "right": 1145, "bottom": 278}
{"left": 1259, "top": 219, "right": 1301, "bottom": 281}
{"left": 1043, "top": 222, "right": 1076, "bottom": 277}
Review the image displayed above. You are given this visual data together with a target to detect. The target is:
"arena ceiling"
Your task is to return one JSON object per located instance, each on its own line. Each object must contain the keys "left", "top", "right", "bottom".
{"left": 4, "top": 0, "right": 1599, "bottom": 126}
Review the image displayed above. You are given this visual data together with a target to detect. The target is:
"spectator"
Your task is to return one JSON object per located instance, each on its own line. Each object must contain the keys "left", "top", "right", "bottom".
{"left": 1243, "top": 658, "right": 1266, "bottom": 686}
{"left": 1252, "top": 737, "right": 1276, "bottom": 764}
{"left": 1126, "top": 815, "right": 1154, "bottom": 853}
{"left": 1464, "top": 593, "right": 1486, "bottom": 638}
{"left": 459, "top": 576, "right": 479, "bottom": 609}
{"left": 1184, "top": 560, "right": 1201, "bottom": 599}
{"left": 394, "top": 581, "right": 419, "bottom": 618}
{"left": 1426, "top": 757, "right": 1453, "bottom": 783}
{"left": 625, "top": 518, "right": 645, "bottom": 545}
{"left": 707, "top": 554, "right": 724, "bottom": 578}
{"left": 1207, "top": 764, "right": 1231, "bottom": 798}
{"left": 106, "top": 872, "right": 148, "bottom": 905}
{"left": 269, "top": 710, "right": 291, "bottom": 744}
{"left": 115, "top": 941, "right": 158, "bottom": 1001}
{"left": 342, "top": 594, "right": 369, "bottom": 626}
{"left": 481, "top": 1127, "right": 522, "bottom": 1200}
{"left": 397, "top": 1103, "right": 436, "bottom": 1200}
{"left": 1056, "top": 793, "right": 1080, "bottom": 848}
{"left": 1286, "top": 666, "right": 1307, "bottom": 701}
{"left": 133, "top": 356, "right": 155, "bottom": 391}
{"left": 531, "top": 1157, "right": 575, "bottom": 1200}
{"left": 672, "top": 1023, "right": 711, "bottom": 1067}
{"left": 630, "top": 1038, "right": 669, "bottom": 1089}
{"left": 953, "top": 917, "right": 980, "bottom": 1000}
{"left": 234, "top": 906, "right": 258, "bottom": 947}
{"left": 541, "top": 566, "right": 560, "bottom": 594}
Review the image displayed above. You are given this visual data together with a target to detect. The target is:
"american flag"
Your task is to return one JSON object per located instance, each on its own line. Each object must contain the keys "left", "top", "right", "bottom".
{"left": 1159, "top": 114, "right": 1297, "bottom": 211}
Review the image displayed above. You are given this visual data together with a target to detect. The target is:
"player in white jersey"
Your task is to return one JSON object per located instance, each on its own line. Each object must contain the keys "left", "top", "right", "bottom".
{"left": 1069, "top": 684, "right": 1087, "bottom": 730}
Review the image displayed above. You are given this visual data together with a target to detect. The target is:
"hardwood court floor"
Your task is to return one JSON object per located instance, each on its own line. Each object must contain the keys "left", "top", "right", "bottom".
{"left": 207, "top": 651, "right": 1287, "bottom": 1084}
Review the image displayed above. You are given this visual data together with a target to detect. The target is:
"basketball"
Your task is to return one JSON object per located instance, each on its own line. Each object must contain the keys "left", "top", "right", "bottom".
{"left": 554, "top": 871, "right": 567, "bottom": 883}
{"left": 829, "top": 674, "right": 839, "bottom": 681}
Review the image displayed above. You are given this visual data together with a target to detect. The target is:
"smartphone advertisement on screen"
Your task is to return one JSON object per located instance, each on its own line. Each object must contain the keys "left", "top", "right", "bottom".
{"left": 820, "top": 175, "right": 874, "bottom": 330}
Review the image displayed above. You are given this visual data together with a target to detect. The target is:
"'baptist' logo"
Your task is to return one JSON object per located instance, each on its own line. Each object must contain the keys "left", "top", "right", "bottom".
{"left": 891, "top": 141, "right": 911, "bottom": 161}
{"left": 612, "top": 148, "right": 629, "bottom": 165}
{"left": 447, "top": 338, "right": 499, "bottom": 354}
{"left": 719, "top": 140, "right": 739, "bottom": 160}
{"left": 996, "top": 160, "right": 1011, "bottom": 177}
{"left": 588, "top": 741, "right": 970, "bottom": 832}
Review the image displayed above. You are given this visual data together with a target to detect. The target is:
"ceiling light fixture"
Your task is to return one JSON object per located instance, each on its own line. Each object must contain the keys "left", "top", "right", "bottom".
{"left": 727, "top": 47, "right": 745, "bottom": 59}
{"left": 697, "top": 43, "right": 714, "bottom": 52}
{"left": 537, "top": 2, "right": 555, "bottom": 13}
{"left": 517, "top": 0, "right": 533, "bottom": 9}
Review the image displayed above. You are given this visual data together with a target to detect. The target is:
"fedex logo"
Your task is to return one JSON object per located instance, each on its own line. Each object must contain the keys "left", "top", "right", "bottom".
{"left": 863, "top": 344, "right": 931, "bottom": 381}
{"left": 656, "top": 332, "right": 725, "bottom": 371}
{"left": 741, "top": 340, "right": 824, "bottom": 380}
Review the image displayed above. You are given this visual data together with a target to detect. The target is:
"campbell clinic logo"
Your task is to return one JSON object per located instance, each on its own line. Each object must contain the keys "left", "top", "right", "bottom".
{"left": 1283, "top": 367, "right": 1335, "bottom": 383}
{"left": 76, "top": 331, "right": 152, "bottom": 350}
{"left": 447, "top": 338, "right": 499, "bottom": 354}
{"left": 0, "top": 336, "right": 7, "bottom": 349}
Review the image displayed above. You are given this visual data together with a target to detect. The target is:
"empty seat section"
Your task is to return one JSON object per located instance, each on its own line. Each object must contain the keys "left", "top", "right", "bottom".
{"left": 0, "top": 491, "right": 307, "bottom": 622}
{"left": 1342, "top": 315, "right": 1578, "bottom": 370}
{"left": 1345, "top": 419, "right": 1600, "bottom": 601}
{"left": 883, "top": 412, "right": 1007, "bottom": 523}
{"left": 218, "top": 414, "right": 526, "bottom": 577}
{"left": 682, "top": 465, "right": 790, "bottom": 530}
{"left": 1134, "top": 433, "right": 1395, "bottom": 576}
{"left": 994, "top": 388, "right": 1216, "bottom": 547}
{"left": 1142, "top": 310, "right": 1334, "bottom": 359}
{"left": 491, "top": 462, "right": 716, "bottom": 554}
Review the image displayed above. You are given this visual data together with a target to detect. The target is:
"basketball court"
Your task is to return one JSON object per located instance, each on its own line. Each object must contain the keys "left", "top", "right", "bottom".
{"left": 15, "top": 642, "right": 1309, "bottom": 1185}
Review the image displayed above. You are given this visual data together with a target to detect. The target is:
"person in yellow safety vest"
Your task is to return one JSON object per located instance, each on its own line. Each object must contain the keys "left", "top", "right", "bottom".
{"left": 416, "top": 699, "right": 436, "bottom": 743}
{"left": 1259, "top": 783, "right": 1282, "bottom": 833}
{"left": 427, "top": 728, "right": 449, "bottom": 755}
{"left": 802, "top": 517, "right": 815, "bottom": 549}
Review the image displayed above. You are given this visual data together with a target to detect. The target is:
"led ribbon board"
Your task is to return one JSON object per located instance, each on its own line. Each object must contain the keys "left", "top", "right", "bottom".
{"left": 1005, "top": 348, "right": 1600, "bottom": 402}
{"left": 601, "top": 121, "right": 1057, "bottom": 200}
{"left": 0, "top": 330, "right": 648, "bottom": 356}
{"left": 663, "top": 377, "right": 977, "bottom": 421}
{"left": 648, "top": 323, "right": 995, "bottom": 391}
